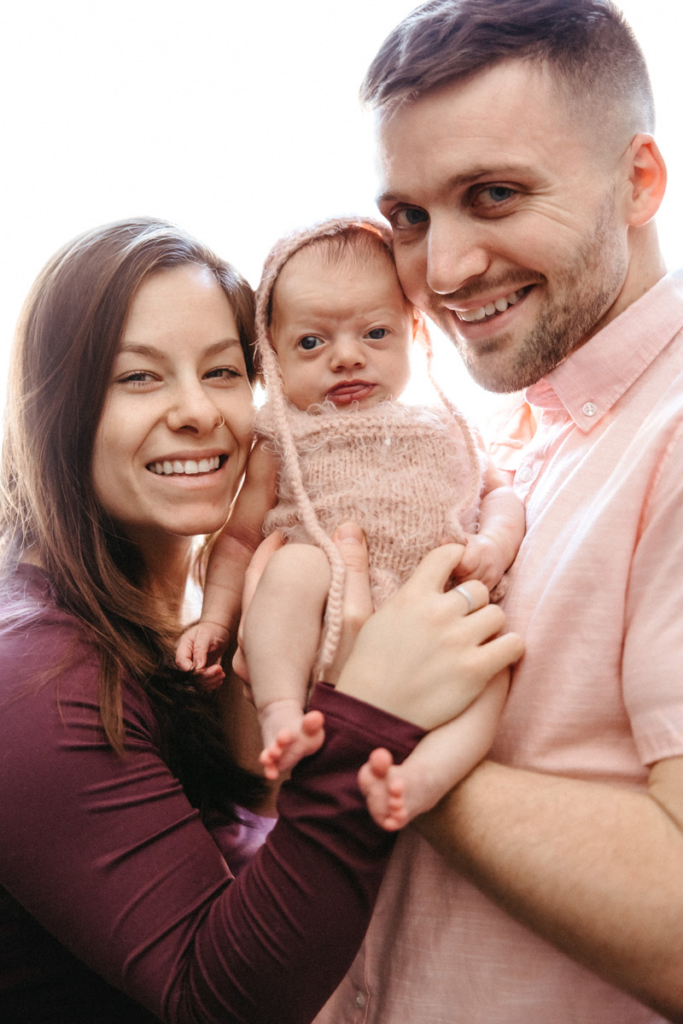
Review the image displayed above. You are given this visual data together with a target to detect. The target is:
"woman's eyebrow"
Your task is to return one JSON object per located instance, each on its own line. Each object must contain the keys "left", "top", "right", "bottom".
{"left": 119, "top": 338, "right": 242, "bottom": 359}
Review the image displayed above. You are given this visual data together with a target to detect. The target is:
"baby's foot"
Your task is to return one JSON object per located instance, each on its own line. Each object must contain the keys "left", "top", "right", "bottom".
{"left": 259, "top": 709, "right": 325, "bottom": 780}
{"left": 358, "top": 748, "right": 411, "bottom": 832}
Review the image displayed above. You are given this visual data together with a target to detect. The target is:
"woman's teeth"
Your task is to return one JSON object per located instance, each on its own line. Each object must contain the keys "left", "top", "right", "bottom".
{"left": 456, "top": 288, "right": 523, "bottom": 323}
{"left": 148, "top": 456, "right": 222, "bottom": 476}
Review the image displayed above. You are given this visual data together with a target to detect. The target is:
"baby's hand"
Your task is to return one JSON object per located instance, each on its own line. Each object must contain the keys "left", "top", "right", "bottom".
{"left": 176, "top": 621, "right": 230, "bottom": 689}
{"left": 454, "top": 533, "right": 508, "bottom": 592}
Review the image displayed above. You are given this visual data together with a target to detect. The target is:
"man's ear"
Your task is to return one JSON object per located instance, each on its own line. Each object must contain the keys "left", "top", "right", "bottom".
{"left": 625, "top": 134, "right": 667, "bottom": 227}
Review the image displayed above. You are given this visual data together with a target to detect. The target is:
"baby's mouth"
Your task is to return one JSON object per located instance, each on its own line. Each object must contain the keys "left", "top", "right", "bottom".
{"left": 326, "top": 381, "right": 377, "bottom": 405}
{"left": 147, "top": 455, "right": 226, "bottom": 476}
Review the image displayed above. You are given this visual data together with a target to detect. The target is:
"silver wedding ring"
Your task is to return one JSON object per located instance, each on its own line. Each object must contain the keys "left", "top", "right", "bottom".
{"left": 453, "top": 584, "right": 474, "bottom": 614}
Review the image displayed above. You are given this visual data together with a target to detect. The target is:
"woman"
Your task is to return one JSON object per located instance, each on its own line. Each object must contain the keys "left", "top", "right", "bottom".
{"left": 0, "top": 218, "right": 521, "bottom": 1023}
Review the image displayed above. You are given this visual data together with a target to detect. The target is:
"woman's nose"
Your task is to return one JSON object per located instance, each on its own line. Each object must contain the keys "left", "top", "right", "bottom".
{"left": 165, "top": 378, "right": 223, "bottom": 434}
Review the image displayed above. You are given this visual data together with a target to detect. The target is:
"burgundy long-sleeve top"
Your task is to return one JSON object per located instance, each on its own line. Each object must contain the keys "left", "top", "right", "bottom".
{"left": 0, "top": 567, "right": 423, "bottom": 1023}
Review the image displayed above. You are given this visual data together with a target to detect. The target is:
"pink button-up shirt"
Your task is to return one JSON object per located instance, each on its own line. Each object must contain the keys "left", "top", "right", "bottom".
{"left": 316, "top": 271, "right": 683, "bottom": 1024}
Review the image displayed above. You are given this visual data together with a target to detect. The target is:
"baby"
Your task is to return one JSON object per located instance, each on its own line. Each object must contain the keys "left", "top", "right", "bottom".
{"left": 178, "top": 218, "right": 525, "bottom": 830}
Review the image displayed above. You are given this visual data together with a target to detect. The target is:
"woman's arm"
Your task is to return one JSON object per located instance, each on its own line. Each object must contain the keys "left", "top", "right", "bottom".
{"left": 1, "top": 543, "right": 521, "bottom": 1024}
{"left": 0, "top": 629, "right": 420, "bottom": 1024}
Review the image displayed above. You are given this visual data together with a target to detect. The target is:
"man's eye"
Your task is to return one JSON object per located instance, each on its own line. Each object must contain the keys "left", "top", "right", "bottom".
{"left": 475, "top": 186, "right": 516, "bottom": 207}
{"left": 366, "top": 328, "right": 388, "bottom": 340}
{"left": 299, "top": 336, "right": 323, "bottom": 351}
{"left": 395, "top": 207, "right": 429, "bottom": 228}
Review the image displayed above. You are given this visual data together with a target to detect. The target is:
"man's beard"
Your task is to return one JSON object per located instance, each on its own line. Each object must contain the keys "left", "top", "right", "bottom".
{"left": 438, "top": 197, "right": 628, "bottom": 394}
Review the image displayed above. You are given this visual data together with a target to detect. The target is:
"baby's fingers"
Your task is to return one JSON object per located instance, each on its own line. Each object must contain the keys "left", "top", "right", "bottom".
{"left": 197, "top": 663, "right": 226, "bottom": 692}
{"left": 191, "top": 634, "right": 212, "bottom": 672}
{"left": 176, "top": 630, "right": 199, "bottom": 671}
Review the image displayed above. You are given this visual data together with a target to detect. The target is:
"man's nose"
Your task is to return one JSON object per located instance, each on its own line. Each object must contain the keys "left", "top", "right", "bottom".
{"left": 426, "top": 217, "right": 490, "bottom": 296}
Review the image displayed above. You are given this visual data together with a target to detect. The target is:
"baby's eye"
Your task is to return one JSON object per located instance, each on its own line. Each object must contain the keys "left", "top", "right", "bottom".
{"left": 298, "top": 335, "right": 324, "bottom": 351}
{"left": 366, "top": 328, "right": 389, "bottom": 341}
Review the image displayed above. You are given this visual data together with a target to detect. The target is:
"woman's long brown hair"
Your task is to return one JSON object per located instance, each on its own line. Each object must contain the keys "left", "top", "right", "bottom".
{"left": 0, "top": 218, "right": 264, "bottom": 815}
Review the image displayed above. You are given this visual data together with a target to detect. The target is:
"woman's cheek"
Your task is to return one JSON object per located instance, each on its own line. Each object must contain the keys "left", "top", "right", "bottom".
{"left": 229, "top": 392, "right": 256, "bottom": 461}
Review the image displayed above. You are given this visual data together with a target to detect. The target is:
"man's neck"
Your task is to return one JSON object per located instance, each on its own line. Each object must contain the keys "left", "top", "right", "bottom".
{"left": 598, "top": 224, "right": 667, "bottom": 337}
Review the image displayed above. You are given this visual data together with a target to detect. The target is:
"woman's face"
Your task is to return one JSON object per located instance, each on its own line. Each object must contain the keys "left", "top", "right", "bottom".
{"left": 92, "top": 264, "right": 253, "bottom": 548}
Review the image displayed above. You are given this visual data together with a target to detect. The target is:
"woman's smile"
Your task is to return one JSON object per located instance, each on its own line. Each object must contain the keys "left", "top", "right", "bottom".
{"left": 146, "top": 451, "right": 227, "bottom": 477}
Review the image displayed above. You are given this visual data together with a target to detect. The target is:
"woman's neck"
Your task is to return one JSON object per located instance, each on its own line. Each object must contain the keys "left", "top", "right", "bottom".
{"left": 133, "top": 531, "right": 195, "bottom": 627}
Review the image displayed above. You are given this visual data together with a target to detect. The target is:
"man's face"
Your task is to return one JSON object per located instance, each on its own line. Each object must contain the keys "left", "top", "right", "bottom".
{"left": 377, "top": 61, "right": 631, "bottom": 392}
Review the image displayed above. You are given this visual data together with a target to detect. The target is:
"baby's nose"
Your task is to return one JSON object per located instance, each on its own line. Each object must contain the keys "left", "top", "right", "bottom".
{"left": 331, "top": 337, "right": 366, "bottom": 369}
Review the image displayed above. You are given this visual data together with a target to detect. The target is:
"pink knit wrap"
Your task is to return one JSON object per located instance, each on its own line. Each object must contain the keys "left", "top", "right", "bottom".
{"left": 257, "top": 400, "right": 483, "bottom": 609}
{"left": 253, "top": 216, "right": 483, "bottom": 675}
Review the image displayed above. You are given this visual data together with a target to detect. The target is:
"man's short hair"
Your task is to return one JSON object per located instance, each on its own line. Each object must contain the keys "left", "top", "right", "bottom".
{"left": 361, "top": 0, "right": 654, "bottom": 135}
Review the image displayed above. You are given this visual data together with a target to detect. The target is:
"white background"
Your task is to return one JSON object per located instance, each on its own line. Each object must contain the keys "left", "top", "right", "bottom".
{"left": 1, "top": 0, "right": 681, "bottom": 422}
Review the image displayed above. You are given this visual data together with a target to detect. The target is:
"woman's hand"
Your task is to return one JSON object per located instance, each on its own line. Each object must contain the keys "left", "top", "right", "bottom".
{"left": 335, "top": 541, "right": 524, "bottom": 731}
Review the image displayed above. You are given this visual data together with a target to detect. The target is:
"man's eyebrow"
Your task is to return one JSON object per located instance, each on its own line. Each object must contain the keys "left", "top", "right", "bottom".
{"left": 118, "top": 338, "right": 242, "bottom": 359}
{"left": 376, "top": 165, "right": 532, "bottom": 206}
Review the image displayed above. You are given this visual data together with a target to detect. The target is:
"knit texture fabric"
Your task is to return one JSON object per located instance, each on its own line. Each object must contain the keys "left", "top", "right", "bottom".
{"left": 257, "top": 400, "right": 484, "bottom": 609}
{"left": 253, "top": 216, "right": 483, "bottom": 673}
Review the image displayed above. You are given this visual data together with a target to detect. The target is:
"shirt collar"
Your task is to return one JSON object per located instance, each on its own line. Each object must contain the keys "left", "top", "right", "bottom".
{"left": 525, "top": 271, "right": 683, "bottom": 431}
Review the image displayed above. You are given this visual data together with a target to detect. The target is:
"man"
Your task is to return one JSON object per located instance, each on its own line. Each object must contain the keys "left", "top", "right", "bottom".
{"left": 315, "top": 2, "right": 683, "bottom": 1021}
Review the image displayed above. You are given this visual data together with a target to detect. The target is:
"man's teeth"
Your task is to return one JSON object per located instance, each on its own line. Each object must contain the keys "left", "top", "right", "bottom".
{"left": 456, "top": 288, "right": 523, "bottom": 323}
{"left": 148, "top": 456, "right": 222, "bottom": 476}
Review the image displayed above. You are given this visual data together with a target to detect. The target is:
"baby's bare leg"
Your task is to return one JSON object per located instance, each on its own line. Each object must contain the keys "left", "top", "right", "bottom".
{"left": 242, "top": 543, "right": 331, "bottom": 779}
{"left": 359, "top": 670, "right": 509, "bottom": 830}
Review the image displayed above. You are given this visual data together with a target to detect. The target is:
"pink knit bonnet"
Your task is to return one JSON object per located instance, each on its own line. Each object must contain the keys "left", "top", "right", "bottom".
{"left": 254, "top": 216, "right": 481, "bottom": 677}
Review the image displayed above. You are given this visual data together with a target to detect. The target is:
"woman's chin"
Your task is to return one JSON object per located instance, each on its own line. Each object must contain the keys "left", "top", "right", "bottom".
{"left": 123, "top": 511, "right": 231, "bottom": 551}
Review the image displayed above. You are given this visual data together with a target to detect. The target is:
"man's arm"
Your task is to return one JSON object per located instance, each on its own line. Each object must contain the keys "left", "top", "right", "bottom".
{"left": 417, "top": 754, "right": 683, "bottom": 1021}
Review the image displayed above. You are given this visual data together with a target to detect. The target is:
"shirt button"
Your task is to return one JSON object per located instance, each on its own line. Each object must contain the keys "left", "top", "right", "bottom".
{"left": 517, "top": 464, "right": 533, "bottom": 483}
{"left": 355, "top": 991, "right": 367, "bottom": 1009}
{"left": 582, "top": 402, "right": 597, "bottom": 417}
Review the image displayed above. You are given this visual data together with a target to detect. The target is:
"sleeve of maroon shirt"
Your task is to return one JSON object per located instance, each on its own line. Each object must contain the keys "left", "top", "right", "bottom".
{"left": 0, "top": 613, "right": 423, "bottom": 1024}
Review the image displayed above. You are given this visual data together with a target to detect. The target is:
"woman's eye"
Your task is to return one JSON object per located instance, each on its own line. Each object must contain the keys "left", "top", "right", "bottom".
{"left": 299, "top": 336, "right": 323, "bottom": 351}
{"left": 205, "top": 367, "right": 242, "bottom": 380}
{"left": 394, "top": 207, "right": 429, "bottom": 229}
{"left": 366, "top": 328, "right": 388, "bottom": 340}
{"left": 118, "top": 371, "right": 155, "bottom": 386}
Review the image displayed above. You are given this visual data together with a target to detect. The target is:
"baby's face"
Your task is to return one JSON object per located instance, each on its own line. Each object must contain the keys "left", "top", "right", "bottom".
{"left": 270, "top": 246, "right": 415, "bottom": 411}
